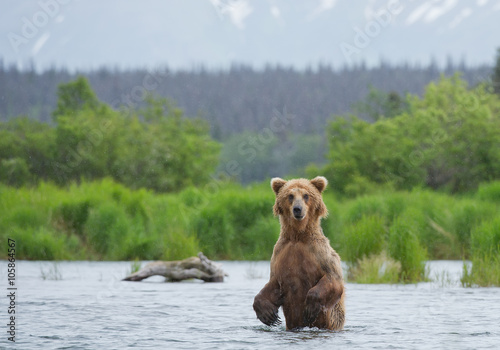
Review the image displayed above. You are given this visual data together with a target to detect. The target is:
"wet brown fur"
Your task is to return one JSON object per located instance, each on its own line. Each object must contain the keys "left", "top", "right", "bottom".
{"left": 253, "top": 176, "right": 345, "bottom": 331}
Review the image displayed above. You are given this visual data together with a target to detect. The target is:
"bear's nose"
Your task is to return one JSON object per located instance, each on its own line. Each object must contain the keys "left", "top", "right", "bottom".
{"left": 293, "top": 206, "right": 302, "bottom": 216}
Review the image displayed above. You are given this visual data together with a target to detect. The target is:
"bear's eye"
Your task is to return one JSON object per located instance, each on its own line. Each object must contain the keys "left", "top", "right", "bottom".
{"left": 288, "top": 194, "right": 294, "bottom": 202}
{"left": 303, "top": 194, "right": 309, "bottom": 202}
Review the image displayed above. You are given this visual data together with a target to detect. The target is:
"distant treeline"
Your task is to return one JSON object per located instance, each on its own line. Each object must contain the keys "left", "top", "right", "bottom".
{"left": 1, "top": 74, "right": 500, "bottom": 190}
{"left": 0, "top": 59, "right": 494, "bottom": 138}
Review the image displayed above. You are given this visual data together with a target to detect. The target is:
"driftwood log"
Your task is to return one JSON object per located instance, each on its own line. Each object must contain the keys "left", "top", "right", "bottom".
{"left": 122, "top": 252, "right": 226, "bottom": 282}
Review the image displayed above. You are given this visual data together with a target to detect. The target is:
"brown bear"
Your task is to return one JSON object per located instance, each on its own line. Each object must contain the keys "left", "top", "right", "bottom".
{"left": 253, "top": 176, "right": 345, "bottom": 331}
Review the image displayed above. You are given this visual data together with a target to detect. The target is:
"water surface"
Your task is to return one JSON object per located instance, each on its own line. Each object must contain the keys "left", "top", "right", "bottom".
{"left": 2, "top": 260, "right": 499, "bottom": 349}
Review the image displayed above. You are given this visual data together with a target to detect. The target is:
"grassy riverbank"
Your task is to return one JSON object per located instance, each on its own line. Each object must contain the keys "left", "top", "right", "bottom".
{"left": 1, "top": 179, "right": 499, "bottom": 285}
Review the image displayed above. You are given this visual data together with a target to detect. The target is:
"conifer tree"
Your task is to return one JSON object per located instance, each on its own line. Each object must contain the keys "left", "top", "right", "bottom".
{"left": 493, "top": 47, "right": 500, "bottom": 95}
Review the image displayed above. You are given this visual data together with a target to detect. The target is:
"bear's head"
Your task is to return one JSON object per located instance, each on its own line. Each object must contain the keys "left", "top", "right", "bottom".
{"left": 271, "top": 176, "right": 328, "bottom": 227}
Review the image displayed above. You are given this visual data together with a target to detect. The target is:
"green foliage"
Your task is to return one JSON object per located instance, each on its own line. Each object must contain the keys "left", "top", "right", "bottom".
{"left": 400, "top": 205, "right": 447, "bottom": 259}
{"left": 324, "top": 187, "right": 500, "bottom": 284}
{"left": 113, "top": 97, "right": 221, "bottom": 192}
{"left": 343, "top": 196, "right": 387, "bottom": 223}
{"left": 462, "top": 216, "right": 500, "bottom": 287}
{"left": 0, "top": 157, "right": 30, "bottom": 187}
{"left": 1, "top": 177, "right": 500, "bottom": 289}
{"left": 476, "top": 181, "right": 500, "bottom": 202}
{"left": 450, "top": 200, "right": 496, "bottom": 256}
{"left": 0, "top": 179, "right": 279, "bottom": 261}
{"left": 470, "top": 217, "right": 500, "bottom": 259}
{"left": 52, "top": 106, "right": 119, "bottom": 184}
{"left": 323, "top": 75, "right": 500, "bottom": 195}
{"left": 0, "top": 180, "right": 200, "bottom": 261}
{"left": 9, "top": 227, "right": 73, "bottom": 260}
{"left": 55, "top": 200, "right": 92, "bottom": 235}
{"left": 85, "top": 203, "right": 130, "bottom": 257}
{"left": 0, "top": 77, "right": 221, "bottom": 193}
{"left": 128, "top": 260, "right": 142, "bottom": 275}
{"left": 336, "top": 187, "right": 500, "bottom": 282}
{"left": 341, "top": 215, "right": 386, "bottom": 262}
{"left": 348, "top": 253, "right": 401, "bottom": 284}
{"left": 11, "top": 207, "right": 45, "bottom": 226}
{"left": 52, "top": 76, "right": 102, "bottom": 120}
{"left": 190, "top": 185, "right": 277, "bottom": 260}
{"left": 493, "top": 47, "right": 500, "bottom": 95}
{"left": 464, "top": 218, "right": 500, "bottom": 287}
{"left": 0, "top": 117, "right": 56, "bottom": 184}
{"left": 461, "top": 257, "right": 500, "bottom": 287}
{"left": 240, "top": 217, "right": 281, "bottom": 260}
{"left": 388, "top": 213, "right": 428, "bottom": 282}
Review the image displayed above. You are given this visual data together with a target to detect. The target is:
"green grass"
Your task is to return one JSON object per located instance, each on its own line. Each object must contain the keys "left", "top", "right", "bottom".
{"left": 461, "top": 217, "right": 500, "bottom": 287}
{"left": 341, "top": 215, "right": 386, "bottom": 263}
{"left": 388, "top": 213, "right": 428, "bottom": 282}
{"left": 476, "top": 181, "right": 500, "bottom": 202}
{"left": 461, "top": 256, "right": 500, "bottom": 287}
{"left": 128, "top": 259, "right": 142, "bottom": 276}
{"left": 189, "top": 184, "right": 277, "bottom": 260}
{"left": 0, "top": 179, "right": 201, "bottom": 261}
{"left": 1, "top": 179, "right": 500, "bottom": 287}
{"left": 326, "top": 187, "right": 500, "bottom": 284}
{"left": 347, "top": 253, "right": 401, "bottom": 284}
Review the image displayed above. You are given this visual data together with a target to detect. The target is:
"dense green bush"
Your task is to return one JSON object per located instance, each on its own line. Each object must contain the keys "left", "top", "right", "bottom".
{"left": 0, "top": 180, "right": 200, "bottom": 261}
{"left": 322, "top": 75, "right": 500, "bottom": 195}
{"left": 0, "top": 77, "right": 221, "bottom": 192}
{"left": 462, "top": 256, "right": 500, "bottom": 287}
{"left": 190, "top": 185, "right": 277, "bottom": 260}
{"left": 341, "top": 215, "right": 385, "bottom": 262}
{"left": 342, "top": 196, "right": 387, "bottom": 224}
{"left": 450, "top": 200, "right": 497, "bottom": 257}
{"left": 347, "top": 253, "right": 401, "bottom": 284}
{"left": 85, "top": 203, "right": 130, "bottom": 257}
{"left": 476, "top": 181, "right": 500, "bottom": 202}
{"left": 470, "top": 217, "right": 500, "bottom": 259}
{"left": 55, "top": 200, "right": 92, "bottom": 236}
{"left": 462, "top": 217, "right": 500, "bottom": 287}
{"left": 388, "top": 213, "right": 428, "bottom": 282}
{"left": 0, "top": 158, "right": 31, "bottom": 187}
{"left": 8, "top": 227, "right": 79, "bottom": 260}
{"left": 311, "top": 187, "right": 499, "bottom": 284}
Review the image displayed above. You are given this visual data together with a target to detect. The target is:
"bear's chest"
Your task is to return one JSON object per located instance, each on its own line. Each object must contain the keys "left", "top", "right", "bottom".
{"left": 272, "top": 242, "right": 324, "bottom": 288}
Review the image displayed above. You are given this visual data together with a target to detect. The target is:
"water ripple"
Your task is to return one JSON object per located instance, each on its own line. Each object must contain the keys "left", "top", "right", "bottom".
{"left": 8, "top": 260, "right": 500, "bottom": 350}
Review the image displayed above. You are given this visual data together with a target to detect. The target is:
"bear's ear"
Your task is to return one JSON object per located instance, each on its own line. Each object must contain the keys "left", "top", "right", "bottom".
{"left": 310, "top": 176, "right": 328, "bottom": 193}
{"left": 271, "top": 177, "right": 287, "bottom": 195}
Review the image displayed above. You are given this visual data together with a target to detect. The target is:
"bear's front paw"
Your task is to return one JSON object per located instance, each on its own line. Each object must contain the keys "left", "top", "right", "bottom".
{"left": 304, "top": 292, "right": 321, "bottom": 326}
{"left": 253, "top": 298, "right": 281, "bottom": 327}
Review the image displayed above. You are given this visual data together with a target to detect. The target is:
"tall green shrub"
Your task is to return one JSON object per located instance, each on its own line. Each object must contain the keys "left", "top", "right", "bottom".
{"left": 341, "top": 215, "right": 386, "bottom": 262}
{"left": 84, "top": 203, "right": 131, "bottom": 258}
{"left": 322, "top": 75, "right": 500, "bottom": 195}
{"left": 462, "top": 217, "right": 500, "bottom": 287}
{"left": 388, "top": 213, "right": 428, "bottom": 282}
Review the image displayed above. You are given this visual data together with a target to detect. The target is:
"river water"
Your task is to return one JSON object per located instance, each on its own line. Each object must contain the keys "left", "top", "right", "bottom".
{"left": 1, "top": 260, "right": 499, "bottom": 350}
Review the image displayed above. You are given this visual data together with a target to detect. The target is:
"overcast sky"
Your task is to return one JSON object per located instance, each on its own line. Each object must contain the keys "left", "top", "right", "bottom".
{"left": 1, "top": 0, "right": 500, "bottom": 71}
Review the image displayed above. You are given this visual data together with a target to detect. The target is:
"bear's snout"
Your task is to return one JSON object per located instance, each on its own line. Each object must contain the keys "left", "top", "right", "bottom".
{"left": 293, "top": 205, "right": 304, "bottom": 220}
